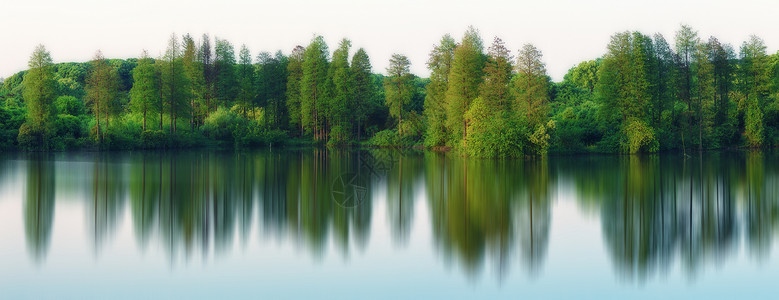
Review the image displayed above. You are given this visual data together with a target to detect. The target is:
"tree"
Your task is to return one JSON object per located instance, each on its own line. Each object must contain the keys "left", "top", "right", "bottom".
{"left": 85, "top": 50, "right": 119, "bottom": 142}
{"left": 182, "top": 34, "right": 204, "bottom": 130}
{"left": 130, "top": 50, "right": 159, "bottom": 131}
{"left": 214, "top": 38, "right": 237, "bottom": 108}
{"left": 329, "top": 38, "right": 353, "bottom": 144}
{"left": 160, "top": 34, "right": 190, "bottom": 134}
{"left": 674, "top": 25, "right": 700, "bottom": 150}
{"left": 445, "top": 27, "right": 485, "bottom": 142}
{"left": 236, "top": 44, "right": 256, "bottom": 117}
{"left": 649, "top": 34, "right": 674, "bottom": 130}
{"left": 199, "top": 34, "right": 214, "bottom": 118}
{"left": 596, "top": 32, "right": 656, "bottom": 153}
{"left": 19, "top": 45, "right": 57, "bottom": 149}
{"left": 300, "top": 36, "right": 329, "bottom": 140}
{"left": 739, "top": 35, "right": 770, "bottom": 147}
{"left": 286, "top": 45, "right": 305, "bottom": 136}
{"left": 256, "top": 51, "right": 288, "bottom": 129}
{"left": 514, "top": 43, "right": 550, "bottom": 129}
{"left": 384, "top": 54, "right": 413, "bottom": 136}
{"left": 481, "top": 36, "right": 513, "bottom": 110}
{"left": 351, "top": 48, "right": 373, "bottom": 141}
{"left": 424, "top": 34, "right": 456, "bottom": 147}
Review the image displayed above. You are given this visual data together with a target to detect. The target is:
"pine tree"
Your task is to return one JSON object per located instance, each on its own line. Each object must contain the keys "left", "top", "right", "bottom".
{"left": 739, "top": 35, "right": 770, "bottom": 147}
{"left": 257, "top": 51, "right": 289, "bottom": 129}
{"left": 384, "top": 54, "right": 413, "bottom": 136}
{"left": 214, "top": 38, "right": 237, "bottom": 108}
{"left": 480, "top": 36, "right": 513, "bottom": 110}
{"left": 199, "top": 34, "right": 214, "bottom": 119}
{"left": 514, "top": 43, "right": 550, "bottom": 129}
{"left": 161, "top": 34, "right": 190, "bottom": 134}
{"left": 300, "top": 36, "right": 329, "bottom": 140}
{"left": 182, "top": 34, "right": 204, "bottom": 130}
{"left": 85, "top": 50, "right": 119, "bottom": 142}
{"left": 236, "top": 44, "right": 256, "bottom": 117}
{"left": 351, "top": 48, "right": 373, "bottom": 141}
{"left": 423, "top": 34, "right": 456, "bottom": 147}
{"left": 329, "top": 38, "right": 353, "bottom": 144}
{"left": 19, "top": 45, "right": 57, "bottom": 149}
{"left": 445, "top": 27, "right": 485, "bottom": 143}
{"left": 286, "top": 45, "right": 305, "bottom": 136}
{"left": 130, "top": 50, "right": 159, "bottom": 131}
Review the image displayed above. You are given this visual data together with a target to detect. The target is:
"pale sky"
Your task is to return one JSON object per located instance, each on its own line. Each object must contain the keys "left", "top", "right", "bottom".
{"left": 2, "top": 0, "right": 779, "bottom": 82}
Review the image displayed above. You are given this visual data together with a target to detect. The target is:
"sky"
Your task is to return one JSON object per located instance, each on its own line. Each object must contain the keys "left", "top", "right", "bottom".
{"left": 2, "top": 0, "right": 779, "bottom": 82}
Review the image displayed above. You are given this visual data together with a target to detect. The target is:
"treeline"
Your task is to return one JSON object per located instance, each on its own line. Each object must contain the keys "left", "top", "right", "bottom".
{"left": 2, "top": 25, "right": 779, "bottom": 155}
{"left": 0, "top": 34, "right": 412, "bottom": 150}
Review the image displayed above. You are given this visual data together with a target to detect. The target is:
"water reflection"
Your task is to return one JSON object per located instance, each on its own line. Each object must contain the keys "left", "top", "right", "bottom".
{"left": 10, "top": 150, "right": 779, "bottom": 282}
{"left": 24, "top": 154, "right": 55, "bottom": 263}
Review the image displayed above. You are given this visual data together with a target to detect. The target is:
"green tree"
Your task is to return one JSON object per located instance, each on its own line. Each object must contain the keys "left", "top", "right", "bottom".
{"left": 351, "top": 48, "right": 373, "bottom": 141}
{"left": 199, "top": 34, "right": 214, "bottom": 118}
{"left": 384, "top": 54, "right": 413, "bottom": 136}
{"left": 739, "top": 35, "right": 770, "bottom": 147}
{"left": 445, "top": 27, "right": 485, "bottom": 143}
{"left": 19, "top": 45, "right": 57, "bottom": 149}
{"left": 514, "top": 43, "right": 550, "bottom": 129}
{"left": 85, "top": 50, "right": 119, "bottom": 142}
{"left": 300, "top": 36, "right": 329, "bottom": 140}
{"left": 182, "top": 34, "right": 204, "bottom": 130}
{"left": 480, "top": 36, "right": 513, "bottom": 110}
{"left": 423, "top": 34, "right": 456, "bottom": 147}
{"left": 596, "top": 32, "right": 656, "bottom": 153}
{"left": 256, "top": 51, "right": 288, "bottom": 129}
{"left": 130, "top": 50, "right": 159, "bottom": 131}
{"left": 236, "top": 44, "right": 256, "bottom": 117}
{"left": 329, "top": 39, "right": 353, "bottom": 144}
{"left": 286, "top": 45, "right": 305, "bottom": 136}
{"left": 161, "top": 34, "right": 190, "bottom": 134}
{"left": 214, "top": 38, "right": 237, "bottom": 108}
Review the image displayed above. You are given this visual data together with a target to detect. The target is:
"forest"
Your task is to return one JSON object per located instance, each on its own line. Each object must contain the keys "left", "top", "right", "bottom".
{"left": 1, "top": 25, "right": 779, "bottom": 156}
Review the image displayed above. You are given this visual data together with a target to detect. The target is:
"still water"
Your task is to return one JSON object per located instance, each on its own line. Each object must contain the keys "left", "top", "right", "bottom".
{"left": 1, "top": 149, "right": 778, "bottom": 298}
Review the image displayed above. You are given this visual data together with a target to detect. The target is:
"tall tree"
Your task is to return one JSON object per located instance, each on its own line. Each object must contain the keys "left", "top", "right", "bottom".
{"left": 286, "top": 45, "right": 305, "bottom": 136}
{"left": 182, "top": 34, "right": 204, "bottom": 130}
{"left": 480, "top": 36, "right": 513, "bottom": 110}
{"left": 300, "top": 36, "right": 329, "bottom": 140}
{"left": 256, "top": 51, "right": 288, "bottom": 129}
{"left": 424, "top": 34, "right": 456, "bottom": 147}
{"left": 649, "top": 34, "right": 674, "bottom": 130}
{"left": 597, "top": 32, "right": 655, "bottom": 153}
{"left": 329, "top": 38, "right": 353, "bottom": 143}
{"left": 739, "top": 35, "right": 770, "bottom": 147}
{"left": 445, "top": 27, "right": 485, "bottom": 142}
{"left": 351, "top": 47, "right": 373, "bottom": 141}
{"left": 161, "top": 34, "right": 190, "bottom": 134}
{"left": 199, "top": 34, "right": 214, "bottom": 119}
{"left": 694, "top": 40, "right": 716, "bottom": 149}
{"left": 20, "top": 45, "right": 57, "bottom": 149}
{"left": 236, "top": 44, "right": 256, "bottom": 117}
{"left": 674, "top": 25, "right": 700, "bottom": 150}
{"left": 214, "top": 38, "right": 237, "bottom": 108}
{"left": 514, "top": 43, "right": 550, "bottom": 129}
{"left": 85, "top": 50, "right": 119, "bottom": 142}
{"left": 384, "top": 54, "right": 413, "bottom": 136}
{"left": 708, "top": 37, "right": 734, "bottom": 132}
{"left": 130, "top": 50, "right": 160, "bottom": 131}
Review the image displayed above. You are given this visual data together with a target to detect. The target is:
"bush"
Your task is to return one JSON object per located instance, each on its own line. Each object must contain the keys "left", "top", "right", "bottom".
{"left": 369, "top": 129, "right": 398, "bottom": 147}
{"left": 464, "top": 113, "right": 527, "bottom": 158}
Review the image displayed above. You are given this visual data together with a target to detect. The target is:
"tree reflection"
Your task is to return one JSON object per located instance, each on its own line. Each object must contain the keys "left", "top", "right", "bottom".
{"left": 24, "top": 154, "right": 55, "bottom": 263}
{"left": 424, "top": 153, "right": 552, "bottom": 280}
{"left": 15, "top": 149, "right": 779, "bottom": 283}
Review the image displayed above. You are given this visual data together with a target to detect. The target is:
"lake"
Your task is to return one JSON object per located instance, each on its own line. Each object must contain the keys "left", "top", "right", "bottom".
{"left": 1, "top": 149, "right": 778, "bottom": 298}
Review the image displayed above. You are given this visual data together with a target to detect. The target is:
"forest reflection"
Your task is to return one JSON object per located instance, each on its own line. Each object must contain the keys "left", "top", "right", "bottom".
{"left": 17, "top": 150, "right": 779, "bottom": 281}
